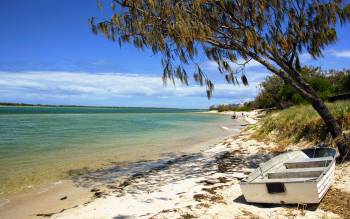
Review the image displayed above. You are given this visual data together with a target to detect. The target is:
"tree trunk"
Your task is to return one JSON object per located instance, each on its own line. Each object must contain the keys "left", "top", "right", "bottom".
{"left": 300, "top": 89, "right": 342, "bottom": 138}
{"left": 313, "top": 100, "right": 350, "bottom": 160}
{"left": 284, "top": 69, "right": 342, "bottom": 138}
{"left": 281, "top": 69, "right": 349, "bottom": 160}
{"left": 244, "top": 52, "right": 349, "bottom": 159}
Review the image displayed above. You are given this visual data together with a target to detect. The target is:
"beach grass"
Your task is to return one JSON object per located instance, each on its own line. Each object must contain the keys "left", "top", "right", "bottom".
{"left": 253, "top": 100, "right": 350, "bottom": 145}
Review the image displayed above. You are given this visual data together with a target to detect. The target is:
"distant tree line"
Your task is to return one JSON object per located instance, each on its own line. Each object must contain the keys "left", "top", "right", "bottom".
{"left": 210, "top": 68, "right": 350, "bottom": 111}
{"left": 0, "top": 102, "right": 32, "bottom": 106}
{"left": 0, "top": 102, "right": 124, "bottom": 108}
{"left": 209, "top": 103, "right": 253, "bottom": 112}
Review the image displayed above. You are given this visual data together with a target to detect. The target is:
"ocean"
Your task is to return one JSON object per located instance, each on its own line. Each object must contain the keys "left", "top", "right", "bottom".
{"left": 0, "top": 106, "right": 240, "bottom": 196}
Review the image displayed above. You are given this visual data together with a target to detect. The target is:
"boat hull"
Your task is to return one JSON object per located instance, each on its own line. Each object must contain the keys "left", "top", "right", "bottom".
{"left": 240, "top": 162, "right": 335, "bottom": 204}
{"left": 239, "top": 147, "right": 337, "bottom": 204}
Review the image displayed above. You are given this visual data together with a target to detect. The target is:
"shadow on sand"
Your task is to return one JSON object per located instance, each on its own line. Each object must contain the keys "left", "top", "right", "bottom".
{"left": 62, "top": 143, "right": 329, "bottom": 218}
{"left": 67, "top": 146, "right": 274, "bottom": 198}
{"left": 233, "top": 193, "right": 320, "bottom": 211}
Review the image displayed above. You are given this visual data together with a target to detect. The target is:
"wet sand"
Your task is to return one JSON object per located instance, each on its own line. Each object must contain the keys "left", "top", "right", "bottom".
{"left": 52, "top": 111, "right": 347, "bottom": 219}
{"left": 0, "top": 181, "right": 91, "bottom": 219}
{"left": 2, "top": 111, "right": 348, "bottom": 218}
{"left": 0, "top": 116, "right": 245, "bottom": 219}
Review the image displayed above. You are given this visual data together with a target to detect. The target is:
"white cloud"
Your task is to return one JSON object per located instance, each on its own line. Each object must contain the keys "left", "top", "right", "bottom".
{"left": 0, "top": 71, "right": 263, "bottom": 106}
{"left": 294, "top": 50, "right": 350, "bottom": 61}
{"left": 330, "top": 50, "right": 350, "bottom": 58}
{"left": 202, "top": 58, "right": 262, "bottom": 71}
{"left": 299, "top": 53, "right": 312, "bottom": 62}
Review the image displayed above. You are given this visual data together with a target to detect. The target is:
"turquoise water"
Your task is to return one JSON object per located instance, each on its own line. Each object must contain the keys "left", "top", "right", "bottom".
{"left": 0, "top": 106, "right": 238, "bottom": 196}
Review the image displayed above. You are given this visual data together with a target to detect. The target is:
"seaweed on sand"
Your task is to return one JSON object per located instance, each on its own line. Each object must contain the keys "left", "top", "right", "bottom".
{"left": 319, "top": 188, "right": 350, "bottom": 218}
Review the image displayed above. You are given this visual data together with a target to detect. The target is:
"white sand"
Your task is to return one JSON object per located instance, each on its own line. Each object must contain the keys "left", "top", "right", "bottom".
{"left": 52, "top": 113, "right": 347, "bottom": 219}
{"left": 201, "top": 110, "right": 261, "bottom": 124}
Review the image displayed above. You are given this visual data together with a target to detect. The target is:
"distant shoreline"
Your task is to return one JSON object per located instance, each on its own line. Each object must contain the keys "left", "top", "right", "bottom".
{"left": 0, "top": 113, "right": 244, "bottom": 218}
{"left": 197, "top": 109, "right": 261, "bottom": 125}
{"left": 0, "top": 102, "right": 203, "bottom": 110}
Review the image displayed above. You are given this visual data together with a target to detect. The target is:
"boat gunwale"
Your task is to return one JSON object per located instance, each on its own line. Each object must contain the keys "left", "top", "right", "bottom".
{"left": 240, "top": 147, "right": 337, "bottom": 185}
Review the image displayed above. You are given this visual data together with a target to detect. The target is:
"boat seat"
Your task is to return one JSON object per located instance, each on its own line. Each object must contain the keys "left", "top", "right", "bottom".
{"left": 267, "top": 167, "right": 326, "bottom": 179}
{"left": 257, "top": 177, "right": 317, "bottom": 183}
{"left": 284, "top": 157, "right": 333, "bottom": 169}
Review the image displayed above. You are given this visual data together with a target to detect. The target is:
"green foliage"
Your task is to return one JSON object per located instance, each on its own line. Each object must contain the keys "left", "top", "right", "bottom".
{"left": 253, "top": 68, "right": 350, "bottom": 109}
{"left": 209, "top": 68, "right": 350, "bottom": 111}
{"left": 210, "top": 102, "right": 253, "bottom": 112}
{"left": 92, "top": 0, "right": 350, "bottom": 98}
{"left": 329, "top": 69, "right": 350, "bottom": 93}
{"left": 254, "top": 101, "right": 350, "bottom": 143}
{"left": 309, "top": 77, "right": 333, "bottom": 99}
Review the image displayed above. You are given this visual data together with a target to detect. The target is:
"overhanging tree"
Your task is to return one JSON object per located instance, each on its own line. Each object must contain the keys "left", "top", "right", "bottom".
{"left": 91, "top": 0, "right": 350, "bottom": 158}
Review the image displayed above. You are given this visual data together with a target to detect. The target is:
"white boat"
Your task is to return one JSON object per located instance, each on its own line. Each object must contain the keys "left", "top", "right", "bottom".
{"left": 240, "top": 146, "right": 338, "bottom": 204}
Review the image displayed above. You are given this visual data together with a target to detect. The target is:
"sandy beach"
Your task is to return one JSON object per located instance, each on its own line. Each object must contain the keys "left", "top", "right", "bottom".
{"left": 1, "top": 112, "right": 349, "bottom": 219}
{"left": 2, "top": 0, "right": 350, "bottom": 218}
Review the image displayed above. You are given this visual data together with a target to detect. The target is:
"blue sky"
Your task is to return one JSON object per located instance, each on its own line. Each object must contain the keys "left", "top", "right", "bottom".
{"left": 1, "top": 1, "right": 350, "bottom": 109}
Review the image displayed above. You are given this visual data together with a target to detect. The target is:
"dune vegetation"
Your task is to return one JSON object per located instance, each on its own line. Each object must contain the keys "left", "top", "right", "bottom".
{"left": 253, "top": 100, "right": 350, "bottom": 146}
{"left": 210, "top": 68, "right": 350, "bottom": 112}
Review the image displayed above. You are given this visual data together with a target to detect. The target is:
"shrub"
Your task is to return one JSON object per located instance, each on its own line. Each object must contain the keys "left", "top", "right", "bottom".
{"left": 253, "top": 67, "right": 350, "bottom": 109}
{"left": 253, "top": 101, "right": 350, "bottom": 144}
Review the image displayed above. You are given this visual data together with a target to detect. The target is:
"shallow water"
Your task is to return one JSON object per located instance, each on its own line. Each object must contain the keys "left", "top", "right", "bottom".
{"left": 0, "top": 106, "right": 239, "bottom": 196}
